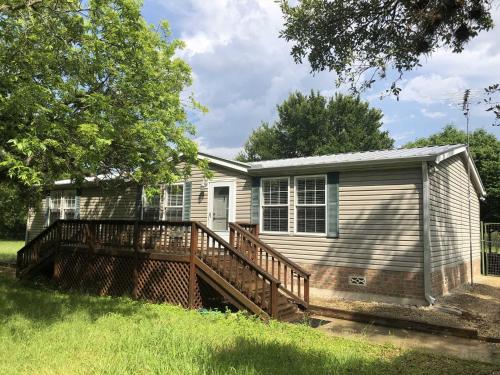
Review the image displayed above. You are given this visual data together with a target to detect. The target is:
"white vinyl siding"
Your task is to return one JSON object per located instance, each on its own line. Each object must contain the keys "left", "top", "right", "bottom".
{"left": 295, "top": 175, "right": 326, "bottom": 234}
{"left": 260, "top": 167, "right": 425, "bottom": 272}
{"left": 261, "top": 177, "right": 289, "bottom": 233}
{"left": 429, "top": 155, "right": 481, "bottom": 271}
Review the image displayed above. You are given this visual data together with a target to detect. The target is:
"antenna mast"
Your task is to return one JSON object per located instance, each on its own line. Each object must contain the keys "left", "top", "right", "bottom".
{"left": 462, "top": 89, "right": 474, "bottom": 286}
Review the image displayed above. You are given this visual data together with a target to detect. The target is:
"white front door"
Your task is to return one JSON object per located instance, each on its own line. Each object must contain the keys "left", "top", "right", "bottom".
{"left": 208, "top": 181, "right": 236, "bottom": 241}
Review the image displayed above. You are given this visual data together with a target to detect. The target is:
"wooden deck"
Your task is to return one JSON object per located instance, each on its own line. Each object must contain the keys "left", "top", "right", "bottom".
{"left": 17, "top": 219, "right": 310, "bottom": 320}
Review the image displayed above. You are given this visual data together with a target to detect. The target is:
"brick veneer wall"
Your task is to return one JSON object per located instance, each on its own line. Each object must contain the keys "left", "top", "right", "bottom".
{"left": 301, "top": 264, "right": 425, "bottom": 300}
{"left": 431, "top": 258, "right": 480, "bottom": 296}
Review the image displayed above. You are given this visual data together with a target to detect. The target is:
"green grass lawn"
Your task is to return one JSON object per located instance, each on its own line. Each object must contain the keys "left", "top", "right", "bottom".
{"left": 0, "top": 240, "right": 23, "bottom": 263}
{"left": 0, "top": 276, "right": 496, "bottom": 375}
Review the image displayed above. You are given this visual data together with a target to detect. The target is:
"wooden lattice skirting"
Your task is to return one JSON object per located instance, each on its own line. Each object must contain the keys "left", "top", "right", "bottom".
{"left": 53, "top": 248, "right": 208, "bottom": 308}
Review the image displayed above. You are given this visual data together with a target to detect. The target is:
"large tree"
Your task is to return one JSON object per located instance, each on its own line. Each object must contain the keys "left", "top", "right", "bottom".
{"left": 405, "top": 124, "right": 500, "bottom": 221}
{"left": 280, "top": 1, "right": 495, "bottom": 97}
{"left": 0, "top": 0, "right": 205, "bottom": 199}
{"left": 237, "top": 92, "right": 394, "bottom": 161}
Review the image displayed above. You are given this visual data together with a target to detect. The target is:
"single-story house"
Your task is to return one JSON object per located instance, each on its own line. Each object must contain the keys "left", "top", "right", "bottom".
{"left": 25, "top": 144, "right": 485, "bottom": 305}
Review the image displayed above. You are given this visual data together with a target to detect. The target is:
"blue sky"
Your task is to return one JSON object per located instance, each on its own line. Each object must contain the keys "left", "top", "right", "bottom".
{"left": 142, "top": 0, "right": 500, "bottom": 158}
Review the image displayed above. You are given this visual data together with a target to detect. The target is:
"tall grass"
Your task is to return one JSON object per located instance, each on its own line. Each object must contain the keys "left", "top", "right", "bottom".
{"left": 0, "top": 275, "right": 495, "bottom": 375}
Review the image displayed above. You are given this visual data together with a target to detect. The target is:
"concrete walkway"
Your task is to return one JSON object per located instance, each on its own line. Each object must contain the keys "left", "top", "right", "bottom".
{"left": 315, "top": 315, "right": 500, "bottom": 364}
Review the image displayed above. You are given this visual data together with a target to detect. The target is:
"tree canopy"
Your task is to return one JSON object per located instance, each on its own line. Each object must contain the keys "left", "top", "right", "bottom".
{"left": 237, "top": 92, "right": 394, "bottom": 161}
{"left": 0, "top": 0, "right": 205, "bottom": 198}
{"left": 405, "top": 124, "right": 500, "bottom": 221}
{"left": 279, "top": 1, "right": 495, "bottom": 96}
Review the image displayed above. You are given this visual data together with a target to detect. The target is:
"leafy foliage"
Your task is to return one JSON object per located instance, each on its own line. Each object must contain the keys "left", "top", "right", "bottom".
{"left": 0, "top": 183, "right": 26, "bottom": 240}
{"left": 279, "top": 0, "right": 494, "bottom": 96}
{"left": 0, "top": 0, "right": 205, "bottom": 194}
{"left": 405, "top": 124, "right": 500, "bottom": 221}
{"left": 237, "top": 92, "right": 394, "bottom": 161}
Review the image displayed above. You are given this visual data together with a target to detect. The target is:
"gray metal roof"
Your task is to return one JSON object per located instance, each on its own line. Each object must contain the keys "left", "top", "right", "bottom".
{"left": 247, "top": 145, "right": 465, "bottom": 170}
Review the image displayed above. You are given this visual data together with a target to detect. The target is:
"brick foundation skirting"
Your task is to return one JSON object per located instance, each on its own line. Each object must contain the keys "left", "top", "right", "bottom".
{"left": 431, "top": 258, "right": 481, "bottom": 296}
{"left": 300, "top": 264, "right": 425, "bottom": 300}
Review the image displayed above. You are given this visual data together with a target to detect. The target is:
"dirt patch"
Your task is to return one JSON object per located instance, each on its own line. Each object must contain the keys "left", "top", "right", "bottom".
{"left": 311, "top": 275, "right": 500, "bottom": 339}
{"left": 435, "top": 275, "right": 500, "bottom": 339}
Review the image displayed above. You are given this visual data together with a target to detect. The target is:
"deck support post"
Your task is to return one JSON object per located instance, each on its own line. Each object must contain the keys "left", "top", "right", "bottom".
{"left": 188, "top": 222, "right": 198, "bottom": 309}
{"left": 53, "top": 222, "right": 62, "bottom": 280}
{"left": 132, "top": 220, "right": 140, "bottom": 299}
{"left": 229, "top": 226, "right": 235, "bottom": 248}
{"left": 303, "top": 277, "right": 309, "bottom": 307}
{"left": 270, "top": 281, "right": 278, "bottom": 318}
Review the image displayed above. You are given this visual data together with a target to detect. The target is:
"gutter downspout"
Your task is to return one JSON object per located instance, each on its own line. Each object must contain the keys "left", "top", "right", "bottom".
{"left": 422, "top": 162, "right": 435, "bottom": 305}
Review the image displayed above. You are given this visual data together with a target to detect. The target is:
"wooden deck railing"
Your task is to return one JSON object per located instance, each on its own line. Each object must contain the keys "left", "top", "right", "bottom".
{"left": 235, "top": 222, "right": 260, "bottom": 237}
{"left": 17, "top": 221, "right": 60, "bottom": 275}
{"left": 229, "top": 222, "right": 310, "bottom": 308}
{"left": 17, "top": 219, "right": 284, "bottom": 318}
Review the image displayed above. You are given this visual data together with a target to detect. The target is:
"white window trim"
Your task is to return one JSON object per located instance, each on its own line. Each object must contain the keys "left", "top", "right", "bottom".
{"left": 260, "top": 176, "right": 290, "bottom": 235}
{"left": 294, "top": 174, "right": 327, "bottom": 236}
{"left": 162, "top": 182, "right": 185, "bottom": 221}
{"left": 49, "top": 190, "right": 76, "bottom": 221}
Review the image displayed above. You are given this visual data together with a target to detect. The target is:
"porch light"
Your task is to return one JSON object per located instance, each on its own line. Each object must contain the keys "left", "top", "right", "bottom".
{"left": 200, "top": 177, "right": 209, "bottom": 190}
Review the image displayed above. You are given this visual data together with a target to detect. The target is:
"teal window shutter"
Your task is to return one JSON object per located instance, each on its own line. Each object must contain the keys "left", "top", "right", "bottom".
{"left": 327, "top": 172, "right": 339, "bottom": 237}
{"left": 75, "top": 189, "right": 81, "bottom": 219}
{"left": 182, "top": 181, "right": 192, "bottom": 221}
{"left": 251, "top": 177, "right": 261, "bottom": 224}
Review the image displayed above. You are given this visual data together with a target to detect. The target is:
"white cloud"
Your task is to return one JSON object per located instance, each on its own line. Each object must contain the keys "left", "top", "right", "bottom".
{"left": 399, "top": 74, "right": 468, "bottom": 104}
{"left": 146, "top": 0, "right": 500, "bottom": 147}
{"left": 149, "top": 0, "right": 338, "bottom": 149}
{"left": 196, "top": 137, "right": 241, "bottom": 159}
{"left": 420, "top": 108, "right": 446, "bottom": 119}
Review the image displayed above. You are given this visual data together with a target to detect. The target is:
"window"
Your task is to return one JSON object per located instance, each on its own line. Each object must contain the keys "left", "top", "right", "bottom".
{"left": 261, "top": 178, "right": 288, "bottom": 232}
{"left": 295, "top": 176, "right": 326, "bottom": 234}
{"left": 64, "top": 193, "right": 76, "bottom": 219}
{"left": 142, "top": 191, "right": 161, "bottom": 221}
{"left": 164, "top": 184, "right": 184, "bottom": 221}
{"left": 48, "top": 190, "right": 76, "bottom": 224}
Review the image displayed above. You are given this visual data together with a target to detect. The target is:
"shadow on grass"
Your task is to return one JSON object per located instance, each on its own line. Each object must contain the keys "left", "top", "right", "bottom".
{"left": 208, "top": 336, "right": 383, "bottom": 375}
{"left": 0, "top": 275, "right": 150, "bottom": 326}
{"left": 208, "top": 336, "right": 493, "bottom": 375}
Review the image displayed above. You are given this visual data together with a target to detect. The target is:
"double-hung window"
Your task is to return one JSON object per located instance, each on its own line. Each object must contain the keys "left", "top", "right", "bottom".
{"left": 63, "top": 193, "right": 76, "bottom": 219}
{"left": 48, "top": 190, "right": 76, "bottom": 224}
{"left": 164, "top": 184, "right": 184, "bottom": 221}
{"left": 142, "top": 191, "right": 161, "bottom": 221}
{"left": 295, "top": 176, "right": 326, "bottom": 234}
{"left": 261, "top": 178, "right": 288, "bottom": 232}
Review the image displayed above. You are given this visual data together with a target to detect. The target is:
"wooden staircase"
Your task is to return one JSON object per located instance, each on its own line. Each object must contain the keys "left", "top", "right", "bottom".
{"left": 17, "top": 220, "right": 310, "bottom": 321}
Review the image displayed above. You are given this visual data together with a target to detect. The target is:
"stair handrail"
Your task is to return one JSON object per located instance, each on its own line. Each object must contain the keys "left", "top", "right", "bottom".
{"left": 230, "top": 223, "right": 310, "bottom": 277}
{"left": 229, "top": 222, "right": 310, "bottom": 307}
{"left": 193, "top": 221, "right": 282, "bottom": 317}
{"left": 17, "top": 220, "right": 61, "bottom": 275}
{"left": 194, "top": 222, "right": 281, "bottom": 284}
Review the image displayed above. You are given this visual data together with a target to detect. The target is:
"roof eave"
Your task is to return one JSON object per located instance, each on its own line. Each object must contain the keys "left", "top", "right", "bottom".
{"left": 433, "top": 146, "right": 486, "bottom": 197}
{"left": 198, "top": 152, "right": 249, "bottom": 173}
{"left": 247, "top": 156, "right": 436, "bottom": 175}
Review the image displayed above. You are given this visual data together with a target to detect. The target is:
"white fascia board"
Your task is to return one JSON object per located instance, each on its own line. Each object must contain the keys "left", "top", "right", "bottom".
{"left": 54, "top": 174, "right": 120, "bottom": 187}
{"left": 433, "top": 147, "right": 486, "bottom": 197}
{"left": 247, "top": 156, "right": 435, "bottom": 174}
{"left": 433, "top": 145, "right": 467, "bottom": 164}
{"left": 198, "top": 153, "right": 249, "bottom": 173}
